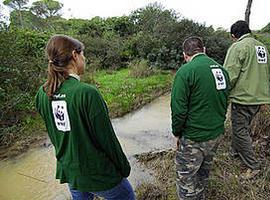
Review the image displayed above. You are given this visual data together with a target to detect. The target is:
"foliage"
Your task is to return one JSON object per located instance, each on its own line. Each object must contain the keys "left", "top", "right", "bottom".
{"left": 30, "top": 0, "right": 63, "bottom": 19}
{"left": 205, "top": 28, "right": 232, "bottom": 65}
{"left": 0, "top": 29, "right": 49, "bottom": 127}
{"left": 129, "top": 4, "right": 231, "bottom": 69}
{"left": 9, "top": 10, "right": 44, "bottom": 30}
{"left": 1, "top": 1, "right": 269, "bottom": 149}
{"left": 255, "top": 33, "right": 270, "bottom": 52}
{"left": 3, "top": 0, "right": 29, "bottom": 27}
{"left": 129, "top": 59, "right": 156, "bottom": 78}
{"left": 260, "top": 23, "right": 270, "bottom": 33}
{"left": 3, "top": 0, "right": 28, "bottom": 10}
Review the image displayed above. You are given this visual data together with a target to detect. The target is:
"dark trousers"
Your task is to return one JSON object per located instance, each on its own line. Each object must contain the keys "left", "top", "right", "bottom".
{"left": 231, "top": 103, "right": 261, "bottom": 170}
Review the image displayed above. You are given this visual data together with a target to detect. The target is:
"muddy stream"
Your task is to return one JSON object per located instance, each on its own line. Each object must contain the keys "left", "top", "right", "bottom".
{"left": 0, "top": 95, "right": 174, "bottom": 200}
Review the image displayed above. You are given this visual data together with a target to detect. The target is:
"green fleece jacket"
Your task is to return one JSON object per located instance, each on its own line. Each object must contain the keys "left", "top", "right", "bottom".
{"left": 171, "top": 54, "right": 229, "bottom": 142}
{"left": 224, "top": 34, "right": 270, "bottom": 105}
{"left": 36, "top": 76, "right": 130, "bottom": 192}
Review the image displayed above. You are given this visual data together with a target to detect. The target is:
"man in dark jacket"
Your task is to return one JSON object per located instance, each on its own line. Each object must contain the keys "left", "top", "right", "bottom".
{"left": 171, "top": 36, "right": 229, "bottom": 199}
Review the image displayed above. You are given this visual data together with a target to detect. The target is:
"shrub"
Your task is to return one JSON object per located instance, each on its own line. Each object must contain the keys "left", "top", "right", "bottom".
{"left": 0, "top": 29, "right": 49, "bottom": 128}
{"left": 129, "top": 59, "right": 156, "bottom": 78}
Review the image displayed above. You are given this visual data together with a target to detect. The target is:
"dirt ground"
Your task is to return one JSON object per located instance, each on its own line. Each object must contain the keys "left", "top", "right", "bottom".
{"left": 0, "top": 134, "right": 47, "bottom": 160}
{"left": 135, "top": 109, "right": 270, "bottom": 200}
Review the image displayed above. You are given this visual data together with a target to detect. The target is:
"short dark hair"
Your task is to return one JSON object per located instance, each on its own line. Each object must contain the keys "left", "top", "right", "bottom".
{"left": 182, "top": 36, "right": 204, "bottom": 56}
{"left": 230, "top": 20, "right": 251, "bottom": 39}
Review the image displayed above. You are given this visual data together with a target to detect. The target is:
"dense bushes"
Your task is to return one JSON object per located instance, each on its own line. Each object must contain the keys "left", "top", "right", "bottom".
{"left": 1, "top": 2, "right": 269, "bottom": 142}
{"left": 5, "top": 3, "right": 233, "bottom": 71}
{"left": 0, "top": 29, "right": 49, "bottom": 126}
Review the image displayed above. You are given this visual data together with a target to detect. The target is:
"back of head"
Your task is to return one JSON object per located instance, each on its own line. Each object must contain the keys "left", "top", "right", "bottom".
{"left": 230, "top": 20, "right": 251, "bottom": 39}
{"left": 44, "top": 35, "right": 84, "bottom": 97}
{"left": 182, "top": 36, "right": 204, "bottom": 57}
{"left": 46, "top": 35, "right": 84, "bottom": 68}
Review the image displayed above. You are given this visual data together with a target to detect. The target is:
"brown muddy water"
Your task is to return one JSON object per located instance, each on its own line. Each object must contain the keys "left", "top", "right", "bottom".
{"left": 0, "top": 95, "right": 174, "bottom": 200}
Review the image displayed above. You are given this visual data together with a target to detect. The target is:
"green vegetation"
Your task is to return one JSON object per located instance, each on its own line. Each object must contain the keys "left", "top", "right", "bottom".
{"left": 1, "top": 0, "right": 270, "bottom": 163}
{"left": 135, "top": 109, "right": 270, "bottom": 200}
{"left": 84, "top": 68, "right": 173, "bottom": 118}
{"left": 1, "top": 1, "right": 270, "bottom": 198}
{"left": 0, "top": 68, "right": 173, "bottom": 158}
{"left": 0, "top": 2, "right": 234, "bottom": 151}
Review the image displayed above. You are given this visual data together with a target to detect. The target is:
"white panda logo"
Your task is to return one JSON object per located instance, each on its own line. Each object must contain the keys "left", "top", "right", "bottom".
{"left": 54, "top": 105, "right": 65, "bottom": 121}
{"left": 211, "top": 68, "right": 226, "bottom": 90}
{"left": 52, "top": 101, "right": 71, "bottom": 132}
{"left": 255, "top": 46, "right": 267, "bottom": 64}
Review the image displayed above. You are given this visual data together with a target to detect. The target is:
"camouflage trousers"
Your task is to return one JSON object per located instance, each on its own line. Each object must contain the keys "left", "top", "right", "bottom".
{"left": 175, "top": 136, "right": 221, "bottom": 200}
{"left": 231, "top": 103, "right": 261, "bottom": 170}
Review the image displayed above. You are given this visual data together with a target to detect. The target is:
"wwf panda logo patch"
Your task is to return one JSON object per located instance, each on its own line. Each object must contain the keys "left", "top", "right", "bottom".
{"left": 211, "top": 68, "right": 226, "bottom": 90}
{"left": 255, "top": 46, "right": 267, "bottom": 64}
{"left": 52, "top": 100, "right": 71, "bottom": 132}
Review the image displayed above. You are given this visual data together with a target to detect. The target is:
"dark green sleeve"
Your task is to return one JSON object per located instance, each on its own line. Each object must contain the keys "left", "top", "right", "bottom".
{"left": 88, "top": 89, "right": 131, "bottom": 177}
{"left": 35, "top": 87, "right": 42, "bottom": 114}
{"left": 170, "top": 69, "right": 190, "bottom": 137}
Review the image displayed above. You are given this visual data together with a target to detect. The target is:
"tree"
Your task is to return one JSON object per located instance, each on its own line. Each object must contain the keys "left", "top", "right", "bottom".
{"left": 245, "top": 0, "right": 253, "bottom": 25}
{"left": 30, "top": 0, "right": 63, "bottom": 19}
{"left": 3, "top": 0, "right": 29, "bottom": 27}
{"left": 9, "top": 10, "right": 44, "bottom": 30}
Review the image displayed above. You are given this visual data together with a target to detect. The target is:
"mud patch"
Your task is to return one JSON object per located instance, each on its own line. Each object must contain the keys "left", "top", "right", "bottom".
{"left": 0, "top": 134, "right": 47, "bottom": 160}
{"left": 135, "top": 150, "right": 177, "bottom": 200}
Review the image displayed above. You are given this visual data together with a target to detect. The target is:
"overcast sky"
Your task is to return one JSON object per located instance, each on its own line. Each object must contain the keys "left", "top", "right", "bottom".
{"left": 2, "top": 0, "right": 270, "bottom": 30}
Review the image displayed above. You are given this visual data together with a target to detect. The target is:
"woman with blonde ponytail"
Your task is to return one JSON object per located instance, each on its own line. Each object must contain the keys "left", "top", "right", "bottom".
{"left": 36, "top": 35, "right": 135, "bottom": 200}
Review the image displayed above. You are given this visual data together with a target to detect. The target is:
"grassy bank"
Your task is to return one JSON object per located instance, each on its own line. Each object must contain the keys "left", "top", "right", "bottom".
{"left": 0, "top": 68, "right": 173, "bottom": 159}
{"left": 135, "top": 109, "right": 270, "bottom": 200}
{"left": 86, "top": 68, "right": 173, "bottom": 118}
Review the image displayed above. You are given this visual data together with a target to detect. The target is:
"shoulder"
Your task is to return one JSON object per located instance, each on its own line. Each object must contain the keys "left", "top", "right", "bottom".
{"left": 228, "top": 41, "right": 242, "bottom": 52}
{"left": 175, "top": 63, "right": 191, "bottom": 78}
{"left": 75, "top": 82, "right": 102, "bottom": 100}
{"left": 36, "top": 85, "right": 46, "bottom": 99}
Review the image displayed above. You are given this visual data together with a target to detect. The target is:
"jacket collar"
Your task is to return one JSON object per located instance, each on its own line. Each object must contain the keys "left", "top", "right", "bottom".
{"left": 190, "top": 53, "right": 205, "bottom": 61}
{"left": 237, "top": 33, "right": 251, "bottom": 42}
{"left": 69, "top": 73, "right": 80, "bottom": 81}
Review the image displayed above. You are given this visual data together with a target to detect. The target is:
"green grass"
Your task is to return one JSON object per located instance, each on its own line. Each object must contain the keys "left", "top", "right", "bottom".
{"left": 83, "top": 68, "right": 173, "bottom": 117}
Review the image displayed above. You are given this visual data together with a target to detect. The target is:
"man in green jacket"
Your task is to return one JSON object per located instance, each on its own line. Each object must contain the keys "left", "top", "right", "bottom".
{"left": 224, "top": 20, "right": 270, "bottom": 178}
{"left": 171, "top": 36, "right": 229, "bottom": 199}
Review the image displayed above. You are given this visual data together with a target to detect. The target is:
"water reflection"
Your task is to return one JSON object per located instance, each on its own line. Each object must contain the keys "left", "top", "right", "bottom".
{"left": 0, "top": 95, "right": 173, "bottom": 200}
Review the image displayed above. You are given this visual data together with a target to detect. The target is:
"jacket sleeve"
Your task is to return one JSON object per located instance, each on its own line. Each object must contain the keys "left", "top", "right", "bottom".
{"left": 223, "top": 45, "right": 245, "bottom": 90}
{"left": 87, "top": 90, "right": 131, "bottom": 178}
{"left": 170, "top": 70, "right": 190, "bottom": 137}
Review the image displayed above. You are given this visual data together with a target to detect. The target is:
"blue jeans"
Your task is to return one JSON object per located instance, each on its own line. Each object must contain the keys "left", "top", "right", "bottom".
{"left": 69, "top": 178, "right": 135, "bottom": 200}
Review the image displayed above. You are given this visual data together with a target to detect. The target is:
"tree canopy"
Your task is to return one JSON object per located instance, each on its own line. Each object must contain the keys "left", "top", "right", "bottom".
{"left": 30, "top": 0, "right": 63, "bottom": 18}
